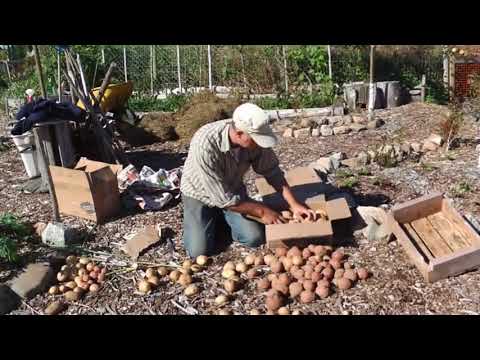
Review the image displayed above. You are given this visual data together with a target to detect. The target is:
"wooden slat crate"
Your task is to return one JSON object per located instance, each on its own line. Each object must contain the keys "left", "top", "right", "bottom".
{"left": 387, "top": 192, "right": 480, "bottom": 283}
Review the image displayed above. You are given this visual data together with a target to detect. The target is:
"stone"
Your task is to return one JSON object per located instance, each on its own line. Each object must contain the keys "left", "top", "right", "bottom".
{"left": 313, "top": 117, "right": 329, "bottom": 126}
{"left": 33, "top": 222, "right": 47, "bottom": 237}
{"left": 330, "top": 152, "right": 347, "bottom": 170}
{"left": 283, "top": 128, "right": 294, "bottom": 137}
{"left": 342, "top": 115, "right": 353, "bottom": 125}
{"left": 422, "top": 140, "right": 438, "bottom": 152}
{"left": 411, "top": 142, "right": 422, "bottom": 153}
{"left": 0, "top": 284, "right": 22, "bottom": 315}
{"left": 356, "top": 206, "right": 388, "bottom": 225}
{"left": 381, "top": 145, "right": 394, "bottom": 155}
{"left": 401, "top": 143, "right": 411, "bottom": 155}
{"left": 310, "top": 157, "right": 333, "bottom": 173}
{"left": 299, "top": 117, "right": 315, "bottom": 128}
{"left": 311, "top": 128, "right": 320, "bottom": 137}
{"left": 41, "top": 222, "right": 79, "bottom": 248}
{"left": 367, "top": 119, "right": 382, "bottom": 129}
{"left": 367, "top": 150, "right": 377, "bottom": 162}
{"left": 44, "top": 301, "right": 67, "bottom": 315}
{"left": 320, "top": 125, "right": 333, "bottom": 136}
{"left": 328, "top": 115, "right": 345, "bottom": 126}
{"left": 350, "top": 123, "right": 367, "bottom": 132}
{"left": 352, "top": 115, "right": 366, "bottom": 124}
{"left": 8, "top": 263, "right": 55, "bottom": 300}
{"left": 341, "top": 158, "right": 362, "bottom": 169}
{"left": 356, "top": 151, "right": 370, "bottom": 165}
{"left": 366, "top": 222, "right": 392, "bottom": 242}
{"left": 427, "top": 133, "right": 444, "bottom": 146}
{"left": 333, "top": 126, "right": 351, "bottom": 135}
{"left": 293, "top": 128, "right": 311, "bottom": 138}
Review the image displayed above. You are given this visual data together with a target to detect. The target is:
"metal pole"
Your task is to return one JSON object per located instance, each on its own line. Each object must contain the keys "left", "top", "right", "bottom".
{"left": 101, "top": 47, "right": 105, "bottom": 65}
{"left": 368, "top": 45, "right": 376, "bottom": 121}
{"left": 282, "top": 45, "right": 288, "bottom": 93}
{"left": 57, "top": 52, "right": 61, "bottom": 102}
{"left": 442, "top": 45, "right": 449, "bottom": 91}
{"left": 123, "top": 47, "right": 128, "bottom": 82}
{"left": 327, "top": 45, "right": 332, "bottom": 79}
{"left": 176, "top": 45, "right": 182, "bottom": 93}
{"left": 33, "top": 45, "right": 47, "bottom": 99}
{"left": 150, "top": 45, "right": 154, "bottom": 96}
{"left": 208, "top": 45, "right": 212, "bottom": 90}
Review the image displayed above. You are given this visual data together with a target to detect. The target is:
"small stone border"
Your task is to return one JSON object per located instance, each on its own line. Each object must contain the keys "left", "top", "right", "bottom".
{"left": 280, "top": 114, "right": 384, "bottom": 138}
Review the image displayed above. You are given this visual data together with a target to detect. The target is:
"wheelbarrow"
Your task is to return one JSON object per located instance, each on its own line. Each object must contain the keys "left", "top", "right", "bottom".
{"left": 76, "top": 81, "right": 133, "bottom": 113}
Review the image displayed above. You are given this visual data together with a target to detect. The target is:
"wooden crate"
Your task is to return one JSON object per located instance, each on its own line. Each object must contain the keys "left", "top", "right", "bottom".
{"left": 388, "top": 192, "right": 480, "bottom": 283}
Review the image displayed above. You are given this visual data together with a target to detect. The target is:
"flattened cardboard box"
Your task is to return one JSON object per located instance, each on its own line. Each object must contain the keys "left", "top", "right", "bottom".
{"left": 254, "top": 167, "right": 351, "bottom": 248}
{"left": 49, "top": 158, "right": 123, "bottom": 224}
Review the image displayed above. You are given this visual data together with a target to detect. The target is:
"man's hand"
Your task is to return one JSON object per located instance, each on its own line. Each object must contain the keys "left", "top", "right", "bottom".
{"left": 291, "top": 203, "right": 316, "bottom": 222}
{"left": 261, "top": 206, "right": 286, "bottom": 225}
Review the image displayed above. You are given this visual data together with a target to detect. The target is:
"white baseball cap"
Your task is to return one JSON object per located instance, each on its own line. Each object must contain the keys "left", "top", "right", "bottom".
{"left": 232, "top": 103, "right": 278, "bottom": 148}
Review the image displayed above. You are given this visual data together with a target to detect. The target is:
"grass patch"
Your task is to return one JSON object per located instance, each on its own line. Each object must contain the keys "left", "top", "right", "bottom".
{"left": 420, "top": 162, "right": 437, "bottom": 172}
{"left": 451, "top": 181, "right": 473, "bottom": 198}
{"left": 339, "top": 176, "right": 359, "bottom": 189}
{"left": 0, "top": 213, "right": 30, "bottom": 262}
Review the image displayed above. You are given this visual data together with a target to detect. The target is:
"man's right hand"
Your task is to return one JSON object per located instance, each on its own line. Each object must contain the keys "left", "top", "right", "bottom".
{"left": 260, "top": 206, "right": 286, "bottom": 225}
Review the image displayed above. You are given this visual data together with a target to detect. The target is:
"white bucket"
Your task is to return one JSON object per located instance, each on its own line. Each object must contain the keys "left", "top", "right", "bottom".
{"left": 11, "top": 132, "right": 41, "bottom": 178}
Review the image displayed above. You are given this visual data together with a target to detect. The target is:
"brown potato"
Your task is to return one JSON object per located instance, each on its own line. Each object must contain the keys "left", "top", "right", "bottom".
{"left": 254, "top": 256, "right": 265, "bottom": 266}
{"left": 270, "top": 260, "right": 284, "bottom": 274}
{"left": 303, "top": 279, "right": 315, "bottom": 292}
{"left": 256, "top": 278, "right": 271, "bottom": 291}
{"left": 287, "top": 246, "right": 302, "bottom": 258}
{"left": 322, "top": 267, "right": 334, "bottom": 281}
{"left": 289, "top": 282, "right": 303, "bottom": 298}
{"left": 266, "top": 292, "right": 284, "bottom": 311}
{"left": 244, "top": 254, "right": 256, "bottom": 266}
{"left": 344, "top": 269, "right": 358, "bottom": 282}
{"left": 337, "top": 277, "right": 352, "bottom": 290}
{"left": 299, "top": 290, "right": 315, "bottom": 304}
{"left": 302, "top": 248, "right": 312, "bottom": 259}
{"left": 331, "top": 250, "right": 345, "bottom": 261}
{"left": 315, "top": 286, "right": 330, "bottom": 299}
{"left": 334, "top": 269, "right": 345, "bottom": 279}
{"left": 357, "top": 268, "right": 370, "bottom": 280}
{"left": 275, "top": 248, "right": 288, "bottom": 257}
{"left": 311, "top": 271, "right": 322, "bottom": 283}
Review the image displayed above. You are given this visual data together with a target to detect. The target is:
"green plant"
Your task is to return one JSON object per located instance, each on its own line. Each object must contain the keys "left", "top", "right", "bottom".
{"left": 357, "top": 167, "right": 372, "bottom": 176}
{"left": 339, "top": 176, "right": 359, "bottom": 189}
{"left": 420, "top": 162, "right": 437, "bottom": 172}
{"left": 451, "top": 181, "right": 473, "bottom": 198}
{"left": 0, "top": 213, "right": 29, "bottom": 262}
{"left": 375, "top": 150, "right": 398, "bottom": 168}
{"left": 335, "top": 169, "right": 354, "bottom": 179}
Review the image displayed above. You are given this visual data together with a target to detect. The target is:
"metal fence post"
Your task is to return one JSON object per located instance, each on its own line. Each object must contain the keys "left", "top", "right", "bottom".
{"left": 150, "top": 45, "right": 154, "bottom": 96}
{"left": 282, "top": 45, "right": 288, "bottom": 93}
{"left": 208, "top": 45, "right": 212, "bottom": 90}
{"left": 176, "top": 45, "right": 182, "bottom": 93}
{"left": 101, "top": 47, "right": 105, "bottom": 65}
{"left": 327, "top": 45, "right": 332, "bottom": 79}
{"left": 123, "top": 46, "right": 128, "bottom": 82}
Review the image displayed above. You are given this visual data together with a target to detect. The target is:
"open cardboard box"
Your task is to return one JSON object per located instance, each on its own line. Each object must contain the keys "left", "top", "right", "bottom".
{"left": 49, "top": 158, "right": 123, "bottom": 224}
{"left": 254, "top": 167, "right": 352, "bottom": 248}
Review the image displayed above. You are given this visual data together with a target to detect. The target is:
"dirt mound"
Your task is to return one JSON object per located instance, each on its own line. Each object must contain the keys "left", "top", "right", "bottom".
{"left": 174, "top": 91, "right": 242, "bottom": 142}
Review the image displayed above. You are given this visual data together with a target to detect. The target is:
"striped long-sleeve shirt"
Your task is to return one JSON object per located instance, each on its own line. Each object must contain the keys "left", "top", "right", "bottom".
{"left": 180, "top": 119, "right": 285, "bottom": 208}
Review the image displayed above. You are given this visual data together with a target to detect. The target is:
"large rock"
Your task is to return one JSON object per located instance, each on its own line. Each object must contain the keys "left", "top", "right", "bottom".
{"left": 341, "top": 158, "right": 362, "bottom": 168}
{"left": 332, "top": 106, "right": 345, "bottom": 116}
{"left": 299, "top": 118, "right": 315, "bottom": 128}
{"left": 367, "top": 119, "right": 383, "bottom": 129}
{"left": 0, "top": 285, "right": 22, "bottom": 315}
{"left": 311, "top": 128, "right": 320, "bottom": 137}
{"left": 312, "top": 116, "right": 328, "bottom": 126}
{"left": 333, "top": 126, "right": 351, "bottom": 135}
{"left": 8, "top": 263, "right": 55, "bottom": 300}
{"left": 330, "top": 152, "right": 347, "bottom": 170}
{"left": 342, "top": 115, "right": 353, "bottom": 125}
{"left": 356, "top": 206, "right": 388, "bottom": 225}
{"left": 350, "top": 123, "right": 367, "bottom": 132}
{"left": 411, "top": 142, "right": 422, "bottom": 153}
{"left": 293, "top": 128, "right": 311, "bottom": 138}
{"left": 426, "top": 133, "right": 444, "bottom": 146}
{"left": 310, "top": 157, "right": 334, "bottom": 173}
{"left": 401, "top": 143, "right": 411, "bottom": 155}
{"left": 328, "top": 115, "right": 345, "bottom": 127}
{"left": 352, "top": 115, "right": 366, "bottom": 124}
{"left": 422, "top": 140, "right": 438, "bottom": 152}
{"left": 357, "top": 151, "right": 370, "bottom": 165}
{"left": 283, "top": 128, "right": 294, "bottom": 137}
{"left": 320, "top": 125, "right": 333, "bottom": 136}
{"left": 42, "top": 223, "right": 79, "bottom": 248}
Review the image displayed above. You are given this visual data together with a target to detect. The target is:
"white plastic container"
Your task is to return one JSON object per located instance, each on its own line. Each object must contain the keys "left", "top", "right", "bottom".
{"left": 11, "top": 132, "right": 40, "bottom": 178}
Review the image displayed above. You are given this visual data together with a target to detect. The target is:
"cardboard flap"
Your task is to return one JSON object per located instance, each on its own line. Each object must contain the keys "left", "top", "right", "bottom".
{"left": 266, "top": 221, "right": 333, "bottom": 244}
{"left": 255, "top": 166, "right": 320, "bottom": 197}
{"left": 75, "top": 157, "right": 123, "bottom": 175}
{"left": 326, "top": 198, "right": 351, "bottom": 221}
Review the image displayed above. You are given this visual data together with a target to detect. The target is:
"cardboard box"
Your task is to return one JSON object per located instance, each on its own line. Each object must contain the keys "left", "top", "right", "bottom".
{"left": 254, "top": 167, "right": 351, "bottom": 248}
{"left": 49, "top": 158, "right": 123, "bottom": 224}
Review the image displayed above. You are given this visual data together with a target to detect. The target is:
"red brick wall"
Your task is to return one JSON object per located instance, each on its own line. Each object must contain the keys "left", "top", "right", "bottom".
{"left": 455, "top": 62, "right": 480, "bottom": 97}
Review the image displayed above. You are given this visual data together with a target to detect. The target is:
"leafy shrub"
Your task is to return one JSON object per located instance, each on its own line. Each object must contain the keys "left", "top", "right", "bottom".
{"left": 0, "top": 213, "right": 30, "bottom": 262}
{"left": 128, "top": 94, "right": 189, "bottom": 112}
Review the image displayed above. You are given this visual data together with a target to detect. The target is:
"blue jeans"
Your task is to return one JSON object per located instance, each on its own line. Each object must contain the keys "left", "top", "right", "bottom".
{"left": 182, "top": 195, "right": 265, "bottom": 257}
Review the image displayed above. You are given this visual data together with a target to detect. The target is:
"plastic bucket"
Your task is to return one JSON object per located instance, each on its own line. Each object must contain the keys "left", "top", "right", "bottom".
{"left": 11, "top": 132, "right": 40, "bottom": 178}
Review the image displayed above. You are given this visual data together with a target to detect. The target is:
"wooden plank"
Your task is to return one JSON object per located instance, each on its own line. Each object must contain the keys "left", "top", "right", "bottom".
{"left": 410, "top": 218, "right": 453, "bottom": 257}
{"left": 388, "top": 214, "right": 429, "bottom": 280}
{"left": 403, "top": 223, "right": 434, "bottom": 261}
{"left": 441, "top": 199, "right": 480, "bottom": 246}
{"left": 392, "top": 192, "right": 443, "bottom": 224}
{"left": 428, "top": 213, "right": 470, "bottom": 250}
{"left": 429, "top": 246, "right": 480, "bottom": 282}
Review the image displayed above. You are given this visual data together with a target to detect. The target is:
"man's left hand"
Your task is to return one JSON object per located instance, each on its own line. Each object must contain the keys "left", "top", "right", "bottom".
{"left": 291, "top": 203, "right": 316, "bottom": 222}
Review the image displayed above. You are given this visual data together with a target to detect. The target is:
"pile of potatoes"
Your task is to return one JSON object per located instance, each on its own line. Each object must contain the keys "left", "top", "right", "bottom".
{"left": 48, "top": 255, "right": 106, "bottom": 302}
{"left": 218, "top": 245, "right": 370, "bottom": 314}
{"left": 280, "top": 209, "right": 328, "bottom": 224}
{"left": 137, "top": 255, "right": 209, "bottom": 297}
